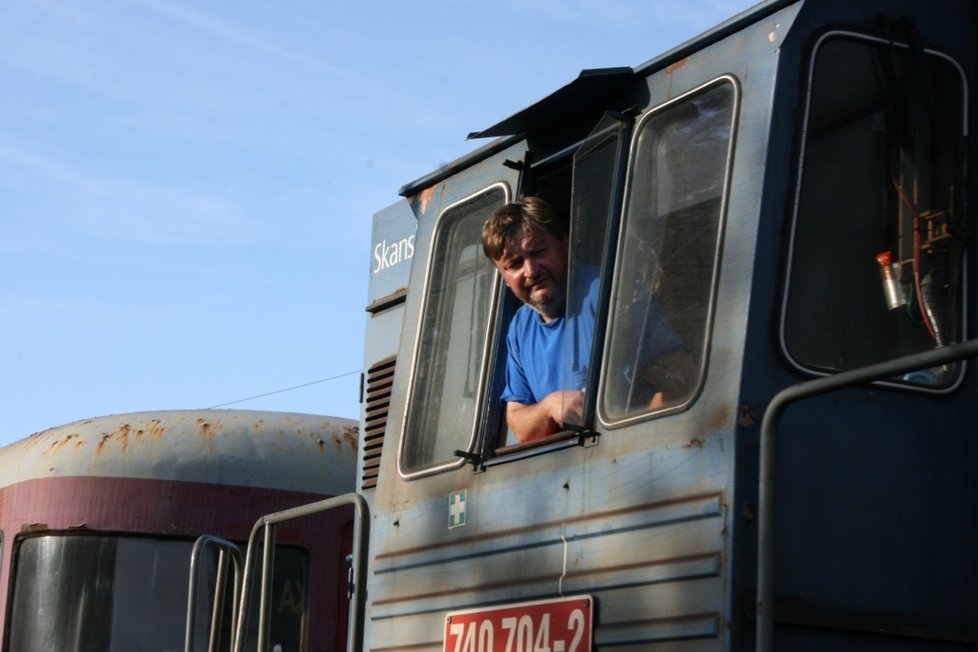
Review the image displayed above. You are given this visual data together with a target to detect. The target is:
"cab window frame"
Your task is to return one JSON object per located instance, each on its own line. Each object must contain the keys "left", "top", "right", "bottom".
{"left": 481, "top": 156, "right": 595, "bottom": 463}
{"left": 598, "top": 75, "right": 739, "bottom": 428}
{"left": 397, "top": 183, "right": 509, "bottom": 479}
{"left": 779, "top": 30, "right": 969, "bottom": 393}
{"left": 484, "top": 115, "right": 635, "bottom": 461}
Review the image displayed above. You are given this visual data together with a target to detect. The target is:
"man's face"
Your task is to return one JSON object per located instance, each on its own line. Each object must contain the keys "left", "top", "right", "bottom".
{"left": 492, "top": 227, "right": 569, "bottom": 322}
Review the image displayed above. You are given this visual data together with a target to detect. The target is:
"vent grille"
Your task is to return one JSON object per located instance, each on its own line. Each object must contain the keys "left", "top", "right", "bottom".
{"left": 361, "top": 356, "right": 396, "bottom": 489}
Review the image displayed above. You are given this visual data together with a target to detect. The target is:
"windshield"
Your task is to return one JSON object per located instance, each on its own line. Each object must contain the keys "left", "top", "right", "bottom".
{"left": 7, "top": 534, "right": 308, "bottom": 652}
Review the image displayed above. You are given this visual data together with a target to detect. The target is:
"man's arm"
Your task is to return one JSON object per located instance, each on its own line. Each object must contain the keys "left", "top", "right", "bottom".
{"left": 507, "top": 389, "right": 584, "bottom": 443}
{"left": 638, "top": 348, "right": 697, "bottom": 405}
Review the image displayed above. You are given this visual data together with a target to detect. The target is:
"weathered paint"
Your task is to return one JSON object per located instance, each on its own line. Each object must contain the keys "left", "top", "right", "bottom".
{"left": 1, "top": 409, "right": 358, "bottom": 495}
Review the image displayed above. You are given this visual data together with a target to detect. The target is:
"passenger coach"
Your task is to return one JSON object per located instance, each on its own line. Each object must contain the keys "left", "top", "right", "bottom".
{"left": 0, "top": 410, "right": 358, "bottom": 651}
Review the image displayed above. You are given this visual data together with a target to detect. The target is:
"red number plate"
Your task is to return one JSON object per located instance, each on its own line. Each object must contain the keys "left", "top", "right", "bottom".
{"left": 444, "top": 595, "right": 592, "bottom": 652}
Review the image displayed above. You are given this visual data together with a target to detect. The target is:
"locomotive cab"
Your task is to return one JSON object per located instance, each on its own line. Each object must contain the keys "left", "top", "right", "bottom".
{"left": 359, "top": 1, "right": 976, "bottom": 650}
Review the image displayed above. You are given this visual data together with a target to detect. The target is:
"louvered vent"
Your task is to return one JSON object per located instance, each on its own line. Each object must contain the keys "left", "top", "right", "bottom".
{"left": 361, "top": 356, "right": 396, "bottom": 489}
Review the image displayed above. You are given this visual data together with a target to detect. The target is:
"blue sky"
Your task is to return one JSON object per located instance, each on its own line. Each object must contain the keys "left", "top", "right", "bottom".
{"left": 0, "top": 0, "right": 754, "bottom": 446}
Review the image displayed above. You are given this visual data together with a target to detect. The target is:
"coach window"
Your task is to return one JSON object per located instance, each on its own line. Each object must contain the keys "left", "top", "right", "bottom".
{"left": 7, "top": 534, "right": 308, "bottom": 651}
{"left": 400, "top": 186, "right": 504, "bottom": 473}
{"left": 782, "top": 34, "right": 966, "bottom": 388}
{"left": 601, "top": 79, "right": 736, "bottom": 424}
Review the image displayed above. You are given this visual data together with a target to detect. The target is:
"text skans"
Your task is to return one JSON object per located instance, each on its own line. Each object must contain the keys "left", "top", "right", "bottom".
{"left": 373, "top": 236, "right": 415, "bottom": 274}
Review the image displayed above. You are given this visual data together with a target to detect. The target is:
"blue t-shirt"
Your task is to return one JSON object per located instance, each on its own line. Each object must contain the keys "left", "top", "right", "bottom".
{"left": 501, "top": 285, "right": 596, "bottom": 405}
{"left": 501, "top": 273, "right": 681, "bottom": 406}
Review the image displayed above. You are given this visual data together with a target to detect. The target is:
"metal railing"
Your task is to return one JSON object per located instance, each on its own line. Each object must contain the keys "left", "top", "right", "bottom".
{"left": 185, "top": 535, "right": 244, "bottom": 652}
{"left": 756, "top": 338, "right": 978, "bottom": 651}
{"left": 232, "top": 493, "right": 370, "bottom": 652}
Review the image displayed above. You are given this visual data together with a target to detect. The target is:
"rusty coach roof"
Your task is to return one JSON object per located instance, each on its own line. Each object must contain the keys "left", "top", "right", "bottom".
{"left": 0, "top": 409, "right": 358, "bottom": 496}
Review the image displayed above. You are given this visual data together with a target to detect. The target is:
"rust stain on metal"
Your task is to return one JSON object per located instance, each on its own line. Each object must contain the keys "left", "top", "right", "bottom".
{"left": 196, "top": 418, "right": 217, "bottom": 439}
{"left": 665, "top": 57, "right": 690, "bottom": 74}
{"left": 702, "top": 403, "right": 734, "bottom": 433}
{"left": 147, "top": 418, "right": 165, "bottom": 439}
{"left": 116, "top": 423, "right": 132, "bottom": 453}
{"left": 90, "top": 421, "right": 151, "bottom": 455}
{"left": 342, "top": 425, "right": 359, "bottom": 448}
{"left": 417, "top": 186, "right": 435, "bottom": 214}
{"left": 686, "top": 437, "right": 705, "bottom": 448}
{"left": 95, "top": 433, "right": 111, "bottom": 455}
{"left": 737, "top": 405, "right": 756, "bottom": 427}
{"left": 21, "top": 523, "right": 48, "bottom": 533}
{"left": 44, "top": 432, "right": 81, "bottom": 455}
{"left": 320, "top": 424, "right": 359, "bottom": 456}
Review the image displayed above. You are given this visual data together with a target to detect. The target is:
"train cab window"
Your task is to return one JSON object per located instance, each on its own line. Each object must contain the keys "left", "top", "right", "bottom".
{"left": 7, "top": 534, "right": 308, "bottom": 652}
{"left": 557, "top": 116, "right": 631, "bottom": 432}
{"left": 601, "top": 79, "right": 736, "bottom": 424}
{"left": 783, "top": 34, "right": 967, "bottom": 388}
{"left": 400, "top": 186, "right": 504, "bottom": 473}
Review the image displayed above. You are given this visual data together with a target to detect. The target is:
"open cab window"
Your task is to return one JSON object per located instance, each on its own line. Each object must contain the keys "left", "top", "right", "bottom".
{"left": 782, "top": 33, "right": 967, "bottom": 389}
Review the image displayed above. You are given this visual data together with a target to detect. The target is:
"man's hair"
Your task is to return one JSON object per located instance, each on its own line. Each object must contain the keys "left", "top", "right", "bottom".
{"left": 481, "top": 196, "right": 566, "bottom": 261}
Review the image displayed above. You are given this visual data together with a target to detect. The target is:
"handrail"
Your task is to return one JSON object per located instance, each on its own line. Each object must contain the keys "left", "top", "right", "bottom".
{"left": 185, "top": 535, "right": 243, "bottom": 652}
{"left": 756, "top": 338, "right": 978, "bottom": 651}
{"left": 232, "top": 492, "right": 370, "bottom": 652}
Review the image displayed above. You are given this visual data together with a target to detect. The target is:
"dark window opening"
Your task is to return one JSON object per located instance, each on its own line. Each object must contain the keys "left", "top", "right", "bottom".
{"left": 783, "top": 34, "right": 967, "bottom": 388}
{"left": 488, "top": 114, "right": 632, "bottom": 451}
{"left": 7, "top": 534, "right": 308, "bottom": 652}
{"left": 489, "top": 159, "right": 581, "bottom": 452}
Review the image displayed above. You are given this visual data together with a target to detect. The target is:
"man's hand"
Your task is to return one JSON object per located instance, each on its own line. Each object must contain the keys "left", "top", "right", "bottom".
{"left": 507, "top": 389, "right": 584, "bottom": 443}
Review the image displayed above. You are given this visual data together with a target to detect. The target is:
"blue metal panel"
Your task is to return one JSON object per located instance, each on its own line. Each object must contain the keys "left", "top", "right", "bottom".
{"left": 367, "top": 200, "right": 417, "bottom": 309}
{"left": 359, "top": 1, "right": 978, "bottom": 650}
{"left": 364, "top": 140, "right": 526, "bottom": 648}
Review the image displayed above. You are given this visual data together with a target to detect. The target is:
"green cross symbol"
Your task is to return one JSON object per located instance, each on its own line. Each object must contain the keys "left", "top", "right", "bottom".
{"left": 449, "top": 489, "right": 467, "bottom": 528}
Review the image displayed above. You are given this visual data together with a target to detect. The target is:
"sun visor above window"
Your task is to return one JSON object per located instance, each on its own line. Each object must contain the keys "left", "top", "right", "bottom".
{"left": 467, "top": 67, "right": 638, "bottom": 140}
